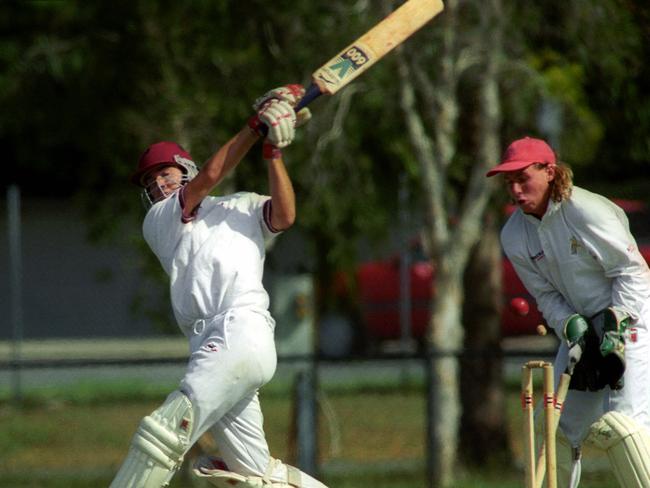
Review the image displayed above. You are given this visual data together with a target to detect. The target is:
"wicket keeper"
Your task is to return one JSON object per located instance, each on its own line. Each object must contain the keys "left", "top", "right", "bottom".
{"left": 488, "top": 137, "right": 650, "bottom": 487}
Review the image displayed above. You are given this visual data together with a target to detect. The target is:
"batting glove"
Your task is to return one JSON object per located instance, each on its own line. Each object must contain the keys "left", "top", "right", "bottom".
{"left": 253, "top": 84, "right": 312, "bottom": 128}
{"left": 247, "top": 98, "right": 296, "bottom": 146}
{"left": 258, "top": 99, "right": 296, "bottom": 148}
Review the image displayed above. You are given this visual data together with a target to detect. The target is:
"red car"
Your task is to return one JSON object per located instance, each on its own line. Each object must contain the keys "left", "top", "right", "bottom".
{"left": 345, "top": 199, "right": 650, "bottom": 345}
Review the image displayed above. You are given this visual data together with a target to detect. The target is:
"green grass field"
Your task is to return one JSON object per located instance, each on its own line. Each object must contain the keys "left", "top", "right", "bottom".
{"left": 0, "top": 373, "right": 618, "bottom": 488}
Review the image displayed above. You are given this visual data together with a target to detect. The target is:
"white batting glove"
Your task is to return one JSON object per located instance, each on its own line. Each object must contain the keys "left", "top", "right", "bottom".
{"left": 257, "top": 99, "right": 296, "bottom": 148}
{"left": 253, "top": 84, "right": 304, "bottom": 110}
{"left": 253, "top": 84, "right": 312, "bottom": 128}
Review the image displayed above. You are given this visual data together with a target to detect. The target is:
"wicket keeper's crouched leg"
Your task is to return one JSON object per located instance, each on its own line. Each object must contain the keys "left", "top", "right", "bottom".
{"left": 581, "top": 326, "right": 650, "bottom": 488}
{"left": 585, "top": 411, "right": 650, "bottom": 488}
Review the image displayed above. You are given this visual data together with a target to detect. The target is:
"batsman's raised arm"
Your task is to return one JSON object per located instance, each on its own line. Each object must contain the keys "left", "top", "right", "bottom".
{"left": 263, "top": 143, "right": 296, "bottom": 232}
{"left": 182, "top": 88, "right": 302, "bottom": 216}
{"left": 181, "top": 127, "right": 259, "bottom": 214}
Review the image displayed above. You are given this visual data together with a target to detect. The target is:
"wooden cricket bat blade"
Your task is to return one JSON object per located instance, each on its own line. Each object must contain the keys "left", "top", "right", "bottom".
{"left": 295, "top": 0, "right": 444, "bottom": 111}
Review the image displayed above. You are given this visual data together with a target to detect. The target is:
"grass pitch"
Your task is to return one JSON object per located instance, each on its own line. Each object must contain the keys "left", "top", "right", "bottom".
{"left": 0, "top": 374, "right": 617, "bottom": 488}
{"left": 0, "top": 336, "right": 616, "bottom": 488}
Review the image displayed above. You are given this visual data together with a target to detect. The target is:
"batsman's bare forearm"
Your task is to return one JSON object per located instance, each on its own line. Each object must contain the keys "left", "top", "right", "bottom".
{"left": 183, "top": 127, "right": 259, "bottom": 210}
{"left": 267, "top": 156, "right": 296, "bottom": 231}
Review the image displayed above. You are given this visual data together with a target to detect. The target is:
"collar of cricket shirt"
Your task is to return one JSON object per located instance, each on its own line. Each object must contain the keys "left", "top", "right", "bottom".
{"left": 520, "top": 198, "right": 561, "bottom": 227}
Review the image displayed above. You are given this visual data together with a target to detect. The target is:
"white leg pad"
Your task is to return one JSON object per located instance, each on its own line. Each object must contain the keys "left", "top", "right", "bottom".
{"left": 585, "top": 411, "right": 650, "bottom": 488}
{"left": 193, "top": 455, "right": 303, "bottom": 487}
{"left": 109, "top": 391, "right": 194, "bottom": 488}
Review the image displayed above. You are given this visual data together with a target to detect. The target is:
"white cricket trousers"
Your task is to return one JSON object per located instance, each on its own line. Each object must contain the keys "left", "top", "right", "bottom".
{"left": 179, "top": 308, "right": 327, "bottom": 487}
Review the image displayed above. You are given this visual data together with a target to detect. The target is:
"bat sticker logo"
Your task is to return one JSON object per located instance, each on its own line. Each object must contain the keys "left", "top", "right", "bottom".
{"left": 316, "top": 72, "right": 338, "bottom": 86}
{"left": 328, "top": 46, "right": 370, "bottom": 80}
{"left": 305, "top": 0, "right": 444, "bottom": 97}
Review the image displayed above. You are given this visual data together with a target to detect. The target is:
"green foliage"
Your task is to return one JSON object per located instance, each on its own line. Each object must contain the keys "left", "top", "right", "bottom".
{"left": 2, "top": 0, "right": 649, "bottom": 356}
{"left": 503, "top": 0, "right": 650, "bottom": 186}
{"left": 2, "top": 0, "right": 414, "bottom": 330}
{"left": 528, "top": 51, "right": 603, "bottom": 165}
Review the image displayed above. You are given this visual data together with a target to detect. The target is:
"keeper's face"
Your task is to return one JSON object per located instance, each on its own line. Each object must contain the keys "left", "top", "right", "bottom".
{"left": 142, "top": 165, "right": 184, "bottom": 204}
{"left": 504, "top": 164, "right": 555, "bottom": 218}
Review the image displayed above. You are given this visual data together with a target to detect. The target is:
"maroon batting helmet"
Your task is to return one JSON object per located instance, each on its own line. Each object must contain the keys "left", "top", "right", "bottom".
{"left": 131, "top": 141, "right": 198, "bottom": 187}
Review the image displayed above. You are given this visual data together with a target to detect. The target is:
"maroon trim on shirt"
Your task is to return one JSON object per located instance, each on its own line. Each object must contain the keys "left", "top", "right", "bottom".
{"left": 178, "top": 186, "right": 199, "bottom": 224}
{"left": 263, "top": 199, "right": 281, "bottom": 233}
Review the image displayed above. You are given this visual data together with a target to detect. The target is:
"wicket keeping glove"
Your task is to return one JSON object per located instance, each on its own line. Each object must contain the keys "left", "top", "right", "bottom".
{"left": 599, "top": 306, "right": 629, "bottom": 358}
{"left": 563, "top": 314, "right": 589, "bottom": 375}
{"left": 594, "top": 306, "right": 628, "bottom": 390}
{"left": 564, "top": 314, "right": 603, "bottom": 391}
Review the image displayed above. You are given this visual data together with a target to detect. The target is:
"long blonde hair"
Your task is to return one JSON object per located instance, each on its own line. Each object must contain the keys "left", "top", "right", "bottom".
{"left": 549, "top": 162, "right": 573, "bottom": 202}
{"left": 531, "top": 162, "right": 573, "bottom": 202}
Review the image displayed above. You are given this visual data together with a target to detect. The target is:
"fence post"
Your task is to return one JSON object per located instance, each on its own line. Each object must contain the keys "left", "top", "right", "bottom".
{"left": 273, "top": 274, "right": 319, "bottom": 475}
{"left": 425, "top": 348, "right": 436, "bottom": 488}
{"left": 294, "top": 366, "right": 318, "bottom": 475}
{"left": 398, "top": 171, "right": 413, "bottom": 350}
{"left": 8, "top": 184, "right": 24, "bottom": 404}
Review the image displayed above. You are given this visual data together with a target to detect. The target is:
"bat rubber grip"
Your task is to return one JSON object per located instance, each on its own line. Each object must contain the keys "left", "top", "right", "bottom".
{"left": 295, "top": 83, "right": 323, "bottom": 111}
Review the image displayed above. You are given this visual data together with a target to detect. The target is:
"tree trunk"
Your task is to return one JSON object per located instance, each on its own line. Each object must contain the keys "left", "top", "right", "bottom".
{"left": 458, "top": 0, "right": 509, "bottom": 467}
{"left": 427, "top": 260, "right": 464, "bottom": 487}
{"left": 460, "top": 212, "right": 510, "bottom": 465}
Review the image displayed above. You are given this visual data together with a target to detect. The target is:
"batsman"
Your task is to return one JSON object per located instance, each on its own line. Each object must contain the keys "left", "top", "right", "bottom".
{"left": 106, "top": 1, "right": 450, "bottom": 485}
{"left": 487, "top": 137, "right": 650, "bottom": 487}
{"left": 109, "top": 85, "right": 327, "bottom": 488}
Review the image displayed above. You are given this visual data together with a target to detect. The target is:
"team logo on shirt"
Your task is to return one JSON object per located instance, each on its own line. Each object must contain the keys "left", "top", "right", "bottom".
{"left": 570, "top": 236, "right": 582, "bottom": 255}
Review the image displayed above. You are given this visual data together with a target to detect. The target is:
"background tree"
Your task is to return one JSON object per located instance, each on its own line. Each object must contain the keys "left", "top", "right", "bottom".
{"left": 460, "top": 0, "right": 508, "bottom": 468}
{"left": 392, "top": 0, "right": 505, "bottom": 483}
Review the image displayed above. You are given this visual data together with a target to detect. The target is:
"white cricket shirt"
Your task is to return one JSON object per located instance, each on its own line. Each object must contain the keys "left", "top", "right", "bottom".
{"left": 142, "top": 188, "right": 278, "bottom": 330}
{"left": 501, "top": 186, "right": 650, "bottom": 336}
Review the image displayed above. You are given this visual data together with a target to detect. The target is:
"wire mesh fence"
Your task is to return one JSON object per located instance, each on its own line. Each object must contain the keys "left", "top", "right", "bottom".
{"left": 0, "top": 337, "right": 564, "bottom": 487}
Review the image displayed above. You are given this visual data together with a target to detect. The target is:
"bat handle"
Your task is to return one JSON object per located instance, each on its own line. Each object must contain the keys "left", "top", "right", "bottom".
{"left": 295, "top": 83, "right": 323, "bottom": 111}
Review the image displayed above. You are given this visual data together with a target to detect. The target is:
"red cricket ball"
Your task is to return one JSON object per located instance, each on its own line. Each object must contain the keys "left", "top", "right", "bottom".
{"left": 509, "top": 297, "right": 530, "bottom": 316}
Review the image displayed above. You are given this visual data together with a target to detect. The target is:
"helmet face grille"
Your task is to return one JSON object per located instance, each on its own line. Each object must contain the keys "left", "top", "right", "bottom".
{"left": 140, "top": 172, "right": 191, "bottom": 210}
{"left": 173, "top": 155, "right": 199, "bottom": 181}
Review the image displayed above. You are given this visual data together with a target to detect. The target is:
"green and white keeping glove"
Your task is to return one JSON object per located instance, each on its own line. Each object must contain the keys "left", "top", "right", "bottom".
{"left": 599, "top": 306, "right": 629, "bottom": 358}
{"left": 596, "top": 307, "right": 629, "bottom": 390}
{"left": 563, "top": 314, "right": 590, "bottom": 375}
{"left": 564, "top": 314, "right": 604, "bottom": 391}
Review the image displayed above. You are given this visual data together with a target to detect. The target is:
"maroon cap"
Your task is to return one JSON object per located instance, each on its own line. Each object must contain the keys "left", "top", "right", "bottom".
{"left": 486, "top": 137, "right": 556, "bottom": 177}
{"left": 131, "top": 141, "right": 193, "bottom": 186}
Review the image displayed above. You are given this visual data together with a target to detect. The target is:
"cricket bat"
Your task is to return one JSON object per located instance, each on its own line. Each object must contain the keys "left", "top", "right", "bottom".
{"left": 295, "top": 0, "right": 445, "bottom": 111}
